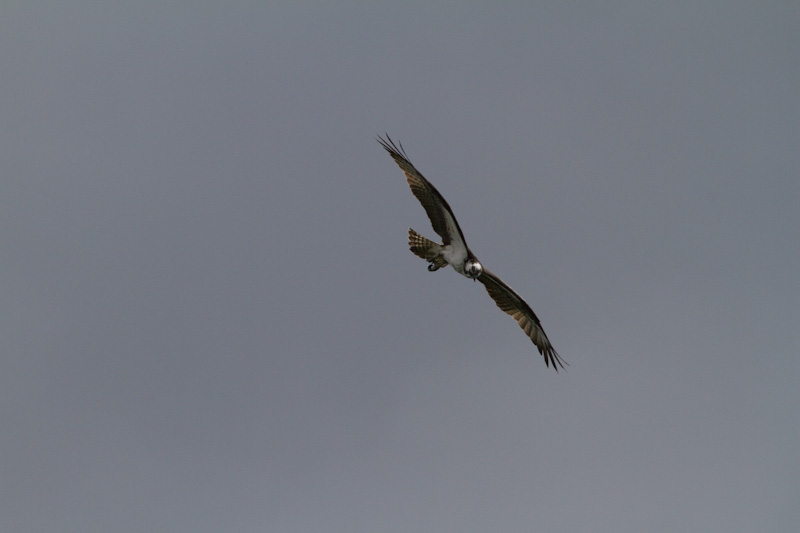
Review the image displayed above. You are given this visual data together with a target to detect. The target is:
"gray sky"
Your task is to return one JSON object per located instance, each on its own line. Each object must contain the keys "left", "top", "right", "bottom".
{"left": 2, "top": 3, "right": 798, "bottom": 532}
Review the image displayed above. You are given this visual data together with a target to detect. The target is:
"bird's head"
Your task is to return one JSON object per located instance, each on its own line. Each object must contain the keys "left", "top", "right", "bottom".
{"left": 465, "top": 259, "right": 483, "bottom": 281}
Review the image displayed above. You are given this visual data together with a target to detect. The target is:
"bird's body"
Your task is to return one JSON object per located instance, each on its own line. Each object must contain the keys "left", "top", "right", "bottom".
{"left": 378, "top": 134, "right": 565, "bottom": 371}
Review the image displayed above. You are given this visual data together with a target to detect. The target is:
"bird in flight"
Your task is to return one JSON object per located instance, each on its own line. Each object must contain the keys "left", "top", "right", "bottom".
{"left": 378, "top": 134, "right": 566, "bottom": 371}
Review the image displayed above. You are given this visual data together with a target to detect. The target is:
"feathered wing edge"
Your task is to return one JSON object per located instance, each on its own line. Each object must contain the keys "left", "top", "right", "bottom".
{"left": 377, "top": 134, "right": 467, "bottom": 248}
{"left": 478, "top": 268, "right": 567, "bottom": 371}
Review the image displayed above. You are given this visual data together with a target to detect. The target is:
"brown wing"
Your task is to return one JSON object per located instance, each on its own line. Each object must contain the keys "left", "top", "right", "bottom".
{"left": 378, "top": 134, "right": 467, "bottom": 248}
{"left": 478, "top": 268, "right": 566, "bottom": 371}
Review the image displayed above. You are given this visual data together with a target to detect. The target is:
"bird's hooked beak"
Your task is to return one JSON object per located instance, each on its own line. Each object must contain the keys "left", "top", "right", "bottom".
{"left": 466, "top": 260, "right": 483, "bottom": 281}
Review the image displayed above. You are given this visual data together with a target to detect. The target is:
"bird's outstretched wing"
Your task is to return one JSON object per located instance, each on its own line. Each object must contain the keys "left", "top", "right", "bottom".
{"left": 478, "top": 268, "right": 566, "bottom": 371}
{"left": 377, "top": 134, "right": 467, "bottom": 249}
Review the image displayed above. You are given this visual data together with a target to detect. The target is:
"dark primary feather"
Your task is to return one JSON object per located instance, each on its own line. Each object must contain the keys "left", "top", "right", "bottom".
{"left": 377, "top": 134, "right": 466, "bottom": 247}
{"left": 478, "top": 268, "right": 566, "bottom": 371}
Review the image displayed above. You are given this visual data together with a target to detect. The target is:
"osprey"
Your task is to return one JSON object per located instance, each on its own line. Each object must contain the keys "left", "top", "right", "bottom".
{"left": 379, "top": 135, "right": 566, "bottom": 371}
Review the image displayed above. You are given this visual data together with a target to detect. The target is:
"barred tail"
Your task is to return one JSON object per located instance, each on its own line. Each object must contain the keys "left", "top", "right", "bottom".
{"left": 408, "top": 229, "right": 448, "bottom": 269}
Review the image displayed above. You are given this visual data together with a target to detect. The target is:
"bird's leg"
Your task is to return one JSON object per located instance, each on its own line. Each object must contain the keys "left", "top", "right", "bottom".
{"left": 427, "top": 262, "right": 441, "bottom": 272}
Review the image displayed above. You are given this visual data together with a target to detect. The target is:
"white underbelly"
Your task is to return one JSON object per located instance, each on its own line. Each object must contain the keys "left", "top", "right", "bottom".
{"left": 441, "top": 244, "right": 468, "bottom": 275}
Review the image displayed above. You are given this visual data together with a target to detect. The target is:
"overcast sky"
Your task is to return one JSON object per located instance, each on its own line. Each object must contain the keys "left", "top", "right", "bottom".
{"left": 2, "top": 3, "right": 798, "bottom": 532}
